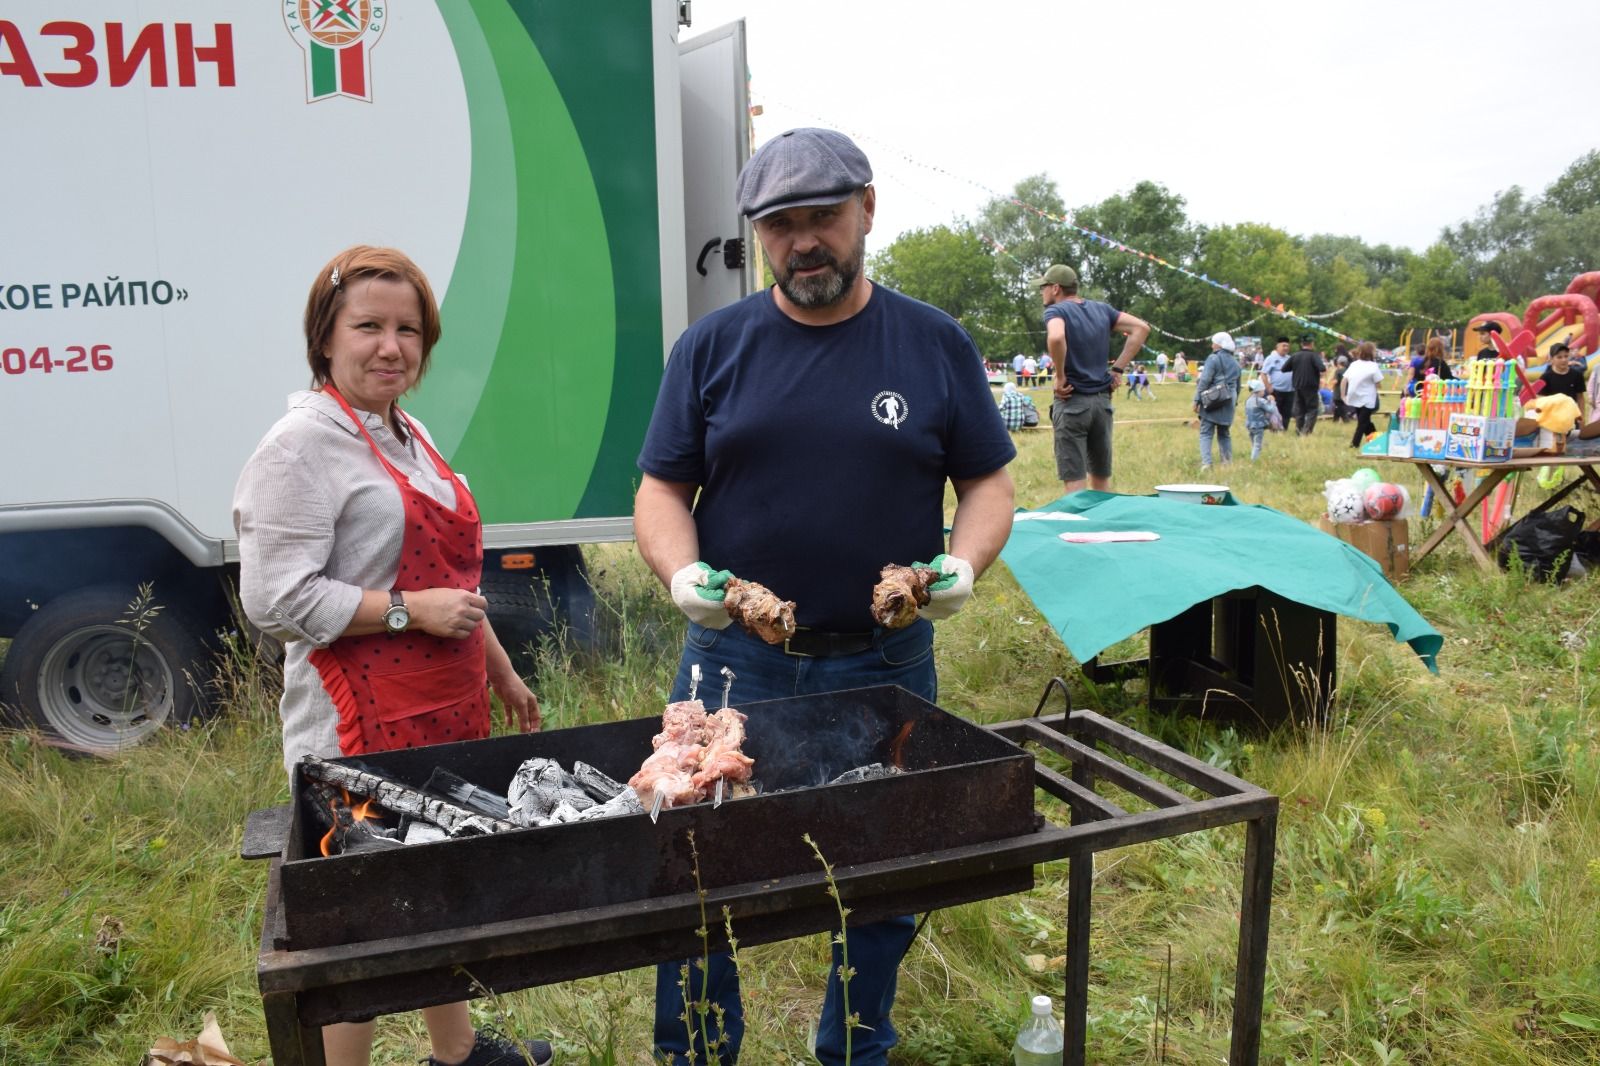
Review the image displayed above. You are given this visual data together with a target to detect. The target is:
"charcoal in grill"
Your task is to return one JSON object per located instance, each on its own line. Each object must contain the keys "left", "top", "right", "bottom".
{"left": 572, "top": 761, "right": 626, "bottom": 802}
{"left": 572, "top": 787, "right": 645, "bottom": 821}
{"left": 507, "top": 758, "right": 598, "bottom": 827}
{"left": 424, "top": 767, "right": 512, "bottom": 820}
{"left": 829, "top": 763, "right": 901, "bottom": 786}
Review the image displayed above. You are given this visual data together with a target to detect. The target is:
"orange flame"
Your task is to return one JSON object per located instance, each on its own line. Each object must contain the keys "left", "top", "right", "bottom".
{"left": 888, "top": 721, "right": 914, "bottom": 770}
{"left": 319, "top": 788, "right": 380, "bottom": 857}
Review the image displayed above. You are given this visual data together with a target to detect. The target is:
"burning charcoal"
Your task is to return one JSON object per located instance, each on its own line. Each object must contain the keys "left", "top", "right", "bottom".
{"left": 829, "top": 763, "right": 902, "bottom": 786}
{"left": 342, "top": 826, "right": 403, "bottom": 854}
{"left": 723, "top": 577, "right": 796, "bottom": 644}
{"left": 424, "top": 767, "right": 512, "bottom": 820}
{"left": 402, "top": 820, "right": 449, "bottom": 846}
{"left": 870, "top": 564, "right": 937, "bottom": 630}
{"left": 541, "top": 800, "right": 588, "bottom": 826}
{"left": 572, "top": 761, "right": 626, "bottom": 803}
{"left": 299, "top": 756, "right": 517, "bottom": 839}
{"left": 507, "top": 758, "right": 597, "bottom": 827}
{"left": 573, "top": 787, "right": 645, "bottom": 821}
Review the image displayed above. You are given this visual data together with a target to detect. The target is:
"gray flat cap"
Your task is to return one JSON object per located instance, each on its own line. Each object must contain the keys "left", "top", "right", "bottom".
{"left": 736, "top": 128, "right": 872, "bottom": 221}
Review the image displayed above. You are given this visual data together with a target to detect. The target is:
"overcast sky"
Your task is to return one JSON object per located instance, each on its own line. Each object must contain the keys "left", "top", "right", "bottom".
{"left": 683, "top": 0, "right": 1598, "bottom": 258}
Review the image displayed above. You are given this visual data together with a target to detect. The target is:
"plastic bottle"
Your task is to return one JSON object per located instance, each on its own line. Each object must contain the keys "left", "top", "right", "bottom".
{"left": 1013, "top": 994, "right": 1064, "bottom": 1065}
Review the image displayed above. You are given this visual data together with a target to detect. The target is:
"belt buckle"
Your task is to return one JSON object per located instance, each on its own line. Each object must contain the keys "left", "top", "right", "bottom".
{"left": 782, "top": 635, "right": 813, "bottom": 658}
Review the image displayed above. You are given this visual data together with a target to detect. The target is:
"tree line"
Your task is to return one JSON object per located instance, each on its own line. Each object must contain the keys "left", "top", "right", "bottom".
{"left": 866, "top": 150, "right": 1600, "bottom": 360}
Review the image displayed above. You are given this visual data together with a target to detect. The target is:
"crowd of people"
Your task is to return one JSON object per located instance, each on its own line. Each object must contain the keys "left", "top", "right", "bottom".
{"left": 994, "top": 308, "right": 1510, "bottom": 476}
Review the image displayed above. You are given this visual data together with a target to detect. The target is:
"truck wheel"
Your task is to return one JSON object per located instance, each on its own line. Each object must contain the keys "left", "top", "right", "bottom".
{"left": 481, "top": 545, "right": 597, "bottom": 674}
{"left": 0, "top": 586, "right": 215, "bottom": 753}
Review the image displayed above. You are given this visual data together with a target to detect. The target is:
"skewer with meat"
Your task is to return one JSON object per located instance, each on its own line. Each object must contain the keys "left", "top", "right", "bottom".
{"left": 870, "top": 563, "right": 938, "bottom": 630}
{"left": 689, "top": 708, "right": 754, "bottom": 792}
{"left": 630, "top": 699, "right": 711, "bottom": 811}
{"left": 723, "top": 578, "right": 796, "bottom": 644}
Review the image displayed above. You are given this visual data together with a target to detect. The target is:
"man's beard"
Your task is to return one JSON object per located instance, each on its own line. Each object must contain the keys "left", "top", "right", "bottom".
{"left": 775, "top": 233, "right": 864, "bottom": 309}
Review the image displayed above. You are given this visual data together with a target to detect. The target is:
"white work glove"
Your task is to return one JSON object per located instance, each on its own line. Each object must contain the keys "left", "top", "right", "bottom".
{"left": 670, "top": 562, "right": 734, "bottom": 629}
{"left": 916, "top": 554, "right": 975, "bottom": 622}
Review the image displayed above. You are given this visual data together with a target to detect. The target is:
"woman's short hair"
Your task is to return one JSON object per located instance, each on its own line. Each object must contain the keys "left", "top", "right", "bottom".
{"left": 1356, "top": 340, "right": 1377, "bottom": 361}
{"left": 1424, "top": 336, "right": 1447, "bottom": 361}
{"left": 303, "top": 245, "right": 442, "bottom": 387}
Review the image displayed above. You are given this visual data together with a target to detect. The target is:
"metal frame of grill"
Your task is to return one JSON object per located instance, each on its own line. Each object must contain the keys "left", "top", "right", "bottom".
{"left": 245, "top": 681, "right": 1277, "bottom": 1066}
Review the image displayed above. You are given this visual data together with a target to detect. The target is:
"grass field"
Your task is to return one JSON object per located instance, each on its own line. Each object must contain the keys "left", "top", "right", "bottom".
{"left": 4, "top": 381, "right": 1600, "bottom": 1064}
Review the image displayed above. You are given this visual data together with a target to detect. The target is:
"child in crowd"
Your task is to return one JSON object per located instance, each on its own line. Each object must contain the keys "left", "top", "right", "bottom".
{"left": 1244, "top": 378, "right": 1273, "bottom": 460}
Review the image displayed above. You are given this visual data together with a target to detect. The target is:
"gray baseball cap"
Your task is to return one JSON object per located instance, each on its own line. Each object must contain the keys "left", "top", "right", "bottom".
{"left": 736, "top": 128, "right": 873, "bottom": 221}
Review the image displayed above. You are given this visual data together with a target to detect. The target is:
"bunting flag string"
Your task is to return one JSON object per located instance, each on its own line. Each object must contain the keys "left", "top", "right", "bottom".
{"left": 974, "top": 231, "right": 1265, "bottom": 350}
{"left": 762, "top": 100, "right": 1469, "bottom": 346}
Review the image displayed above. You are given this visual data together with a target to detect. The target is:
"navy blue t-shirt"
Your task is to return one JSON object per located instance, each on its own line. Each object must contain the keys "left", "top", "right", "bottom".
{"left": 638, "top": 284, "right": 1016, "bottom": 630}
{"left": 1043, "top": 299, "right": 1121, "bottom": 394}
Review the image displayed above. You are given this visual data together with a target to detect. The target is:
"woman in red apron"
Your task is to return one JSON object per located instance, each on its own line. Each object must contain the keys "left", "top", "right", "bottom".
{"left": 235, "top": 247, "right": 549, "bottom": 1066}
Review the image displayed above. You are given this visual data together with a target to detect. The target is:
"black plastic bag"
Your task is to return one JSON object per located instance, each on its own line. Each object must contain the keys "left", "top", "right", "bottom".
{"left": 1498, "top": 507, "right": 1584, "bottom": 582}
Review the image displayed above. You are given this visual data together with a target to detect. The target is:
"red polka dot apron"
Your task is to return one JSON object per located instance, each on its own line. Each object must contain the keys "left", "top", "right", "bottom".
{"left": 308, "top": 386, "right": 491, "bottom": 756}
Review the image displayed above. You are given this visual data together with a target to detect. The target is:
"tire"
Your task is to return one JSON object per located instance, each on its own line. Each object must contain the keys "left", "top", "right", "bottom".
{"left": 0, "top": 585, "right": 215, "bottom": 754}
{"left": 481, "top": 546, "right": 596, "bottom": 674}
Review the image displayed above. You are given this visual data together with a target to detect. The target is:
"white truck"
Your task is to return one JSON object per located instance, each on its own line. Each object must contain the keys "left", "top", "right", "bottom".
{"left": 0, "top": 1, "right": 753, "bottom": 750}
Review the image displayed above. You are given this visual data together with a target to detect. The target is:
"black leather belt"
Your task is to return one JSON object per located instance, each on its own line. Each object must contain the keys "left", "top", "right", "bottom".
{"left": 782, "top": 628, "right": 875, "bottom": 658}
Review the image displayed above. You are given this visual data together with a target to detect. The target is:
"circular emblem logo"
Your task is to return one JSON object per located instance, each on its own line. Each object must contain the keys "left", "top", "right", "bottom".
{"left": 299, "top": 0, "right": 373, "bottom": 47}
{"left": 871, "top": 390, "right": 909, "bottom": 429}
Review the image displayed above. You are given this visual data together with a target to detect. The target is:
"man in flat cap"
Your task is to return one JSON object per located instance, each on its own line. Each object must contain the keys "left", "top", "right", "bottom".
{"left": 634, "top": 127, "right": 1016, "bottom": 1066}
{"left": 1032, "top": 263, "right": 1150, "bottom": 493}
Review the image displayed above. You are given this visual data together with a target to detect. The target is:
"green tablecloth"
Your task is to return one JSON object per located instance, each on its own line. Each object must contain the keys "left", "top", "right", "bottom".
{"left": 998, "top": 492, "right": 1442, "bottom": 672}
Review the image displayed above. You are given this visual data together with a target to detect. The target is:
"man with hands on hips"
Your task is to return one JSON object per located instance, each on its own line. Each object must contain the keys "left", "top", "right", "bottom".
{"left": 634, "top": 127, "right": 1015, "bottom": 1066}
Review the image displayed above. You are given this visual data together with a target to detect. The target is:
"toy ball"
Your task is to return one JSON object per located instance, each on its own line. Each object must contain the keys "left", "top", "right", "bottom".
{"left": 1325, "top": 480, "right": 1366, "bottom": 524}
{"left": 1363, "top": 482, "right": 1405, "bottom": 520}
{"left": 1349, "top": 467, "right": 1381, "bottom": 489}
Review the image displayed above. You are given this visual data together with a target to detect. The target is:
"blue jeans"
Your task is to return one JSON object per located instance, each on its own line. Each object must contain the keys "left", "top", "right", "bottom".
{"left": 1199, "top": 419, "right": 1232, "bottom": 467}
{"left": 653, "top": 619, "right": 937, "bottom": 1066}
{"left": 1249, "top": 428, "right": 1265, "bottom": 460}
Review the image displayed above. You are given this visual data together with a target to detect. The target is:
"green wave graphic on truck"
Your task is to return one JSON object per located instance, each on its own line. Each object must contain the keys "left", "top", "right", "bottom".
{"left": 413, "top": 0, "right": 664, "bottom": 525}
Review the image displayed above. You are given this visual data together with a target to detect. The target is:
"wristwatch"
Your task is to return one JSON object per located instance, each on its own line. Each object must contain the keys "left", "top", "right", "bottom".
{"left": 383, "top": 590, "right": 410, "bottom": 634}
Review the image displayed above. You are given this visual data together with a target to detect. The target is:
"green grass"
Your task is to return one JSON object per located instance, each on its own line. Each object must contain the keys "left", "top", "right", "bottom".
{"left": 5, "top": 384, "right": 1600, "bottom": 1063}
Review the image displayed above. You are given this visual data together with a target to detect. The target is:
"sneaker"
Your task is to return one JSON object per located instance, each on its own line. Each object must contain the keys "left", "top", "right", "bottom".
{"left": 424, "top": 1029, "right": 554, "bottom": 1066}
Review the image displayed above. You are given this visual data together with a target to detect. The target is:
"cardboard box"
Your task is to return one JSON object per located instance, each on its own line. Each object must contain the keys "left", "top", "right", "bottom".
{"left": 1482, "top": 417, "right": 1516, "bottom": 462}
{"left": 1446, "top": 412, "right": 1485, "bottom": 461}
{"left": 1412, "top": 428, "right": 1447, "bottom": 460}
{"left": 1386, "top": 414, "right": 1415, "bottom": 458}
{"left": 1317, "top": 515, "right": 1410, "bottom": 581}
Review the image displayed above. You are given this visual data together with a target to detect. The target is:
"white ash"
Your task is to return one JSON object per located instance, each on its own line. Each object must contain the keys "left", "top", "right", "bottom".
{"left": 402, "top": 821, "right": 449, "bottom": 845}
{"left": 829, "top": 764, "right": 901, "bottom": 786}
{"left": 573, "top": 761, "right": 626, "bottom": 801}
{"left": 507, "top": 758, "right": 597, "bottom": 827}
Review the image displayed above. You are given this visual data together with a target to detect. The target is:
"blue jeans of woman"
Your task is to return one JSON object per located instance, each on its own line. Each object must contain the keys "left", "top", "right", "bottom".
{"left": 1199, "top": 419, "right": 1232, "bottom": 468}
{"left": 653, "top": 618, "right": 936, "bottom": 1066}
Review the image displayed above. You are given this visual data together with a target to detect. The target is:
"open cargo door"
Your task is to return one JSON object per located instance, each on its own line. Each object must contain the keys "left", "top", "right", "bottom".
{"left": 679, "top": 19, "right": 755, "bottom": 326}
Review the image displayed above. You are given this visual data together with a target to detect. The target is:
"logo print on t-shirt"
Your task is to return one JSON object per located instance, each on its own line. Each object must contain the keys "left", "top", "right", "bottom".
{"left": 871, "top": 390, "right": 908, "bottom": 430}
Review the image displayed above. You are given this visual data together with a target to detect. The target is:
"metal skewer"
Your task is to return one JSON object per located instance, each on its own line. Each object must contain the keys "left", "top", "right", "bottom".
{"left": 688, "top": 663, "right": 702, "bottom": 701}
{"left": 720, "top": 666, "right": 735, "bottom": 710}
{"left": 649, "top": 789, "right": 665, "bottom": 824}
{"left": 714, "top": 778, "right": 724, "bottom": 808}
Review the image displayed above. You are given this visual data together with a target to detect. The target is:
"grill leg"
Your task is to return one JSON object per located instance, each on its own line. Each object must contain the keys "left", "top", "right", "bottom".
{"left": 262, "top": 991, "right": 326, "bottom": 1066}
{"left": 1064, "top": 758, "right": 1094, "bottom": 1066}
{"left": 1228, "top": 807, "right": 1277, "bottom": 1066}
{"left": 1063, "top": 847, "right": 1092, "bottom": 1066}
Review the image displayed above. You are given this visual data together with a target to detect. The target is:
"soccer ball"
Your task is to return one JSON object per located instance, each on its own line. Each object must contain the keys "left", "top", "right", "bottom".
{"left": 1363, "top": 482, "right": 1405, "bottom": 520}
{"left": 1325, "top": 479, "right": 1366, "bottom": 524}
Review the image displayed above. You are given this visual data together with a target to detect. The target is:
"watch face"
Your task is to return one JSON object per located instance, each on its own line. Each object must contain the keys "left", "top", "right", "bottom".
{"left": 385, "top": 605, "right": 409, "bottom": 632}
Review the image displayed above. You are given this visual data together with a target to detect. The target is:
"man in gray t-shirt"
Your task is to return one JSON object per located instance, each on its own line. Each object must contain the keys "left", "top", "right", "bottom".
{"left": 1032, "top": 264, "right": 1150, "bottom": 494}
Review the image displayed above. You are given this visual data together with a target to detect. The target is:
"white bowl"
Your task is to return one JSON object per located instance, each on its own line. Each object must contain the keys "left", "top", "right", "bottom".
{"left": 1153, "top": 483, "right": 1230, "bottom": 505}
